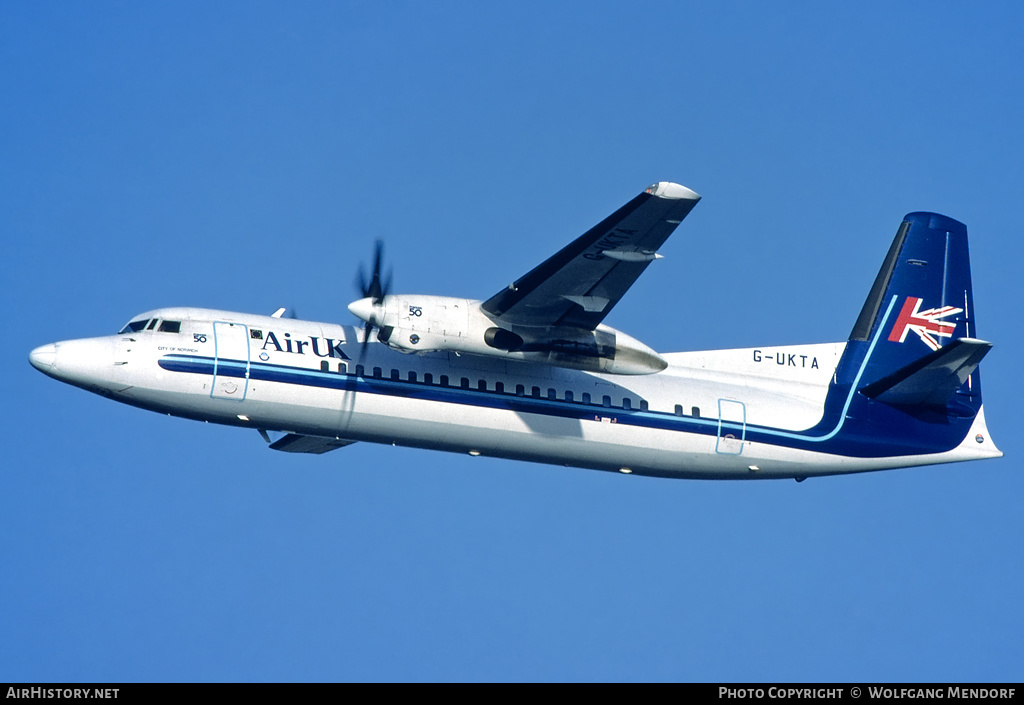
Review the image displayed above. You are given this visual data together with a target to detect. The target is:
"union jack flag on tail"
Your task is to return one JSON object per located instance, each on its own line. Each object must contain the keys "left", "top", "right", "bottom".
{"left": 888, "top": 297, "right": 963, "bottom": 351}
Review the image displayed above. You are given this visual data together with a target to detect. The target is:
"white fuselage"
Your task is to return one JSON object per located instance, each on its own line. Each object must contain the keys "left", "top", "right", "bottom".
{"left": 29, "top": 307, "right": 1001, "bottom": 480}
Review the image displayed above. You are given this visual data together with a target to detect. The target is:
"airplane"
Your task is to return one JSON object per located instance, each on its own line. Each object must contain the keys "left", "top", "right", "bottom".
{"left": 29, "top": 182, "right": 1002, "bottom": 480}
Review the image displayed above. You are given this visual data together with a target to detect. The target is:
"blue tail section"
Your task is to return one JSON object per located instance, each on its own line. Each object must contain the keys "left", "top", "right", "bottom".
{"left": 836, "top": 212, "right": 986, "bottom": 423}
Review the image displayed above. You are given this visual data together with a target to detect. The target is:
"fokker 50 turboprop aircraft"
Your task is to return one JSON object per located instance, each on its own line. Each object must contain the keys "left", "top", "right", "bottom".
{"left": 30, "top": 182, "right": 1001, "bottom": 480}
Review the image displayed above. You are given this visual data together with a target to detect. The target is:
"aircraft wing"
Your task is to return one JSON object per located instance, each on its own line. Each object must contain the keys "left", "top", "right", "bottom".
{"left": 480, "top": 182, "right": 701, "bottom": 331}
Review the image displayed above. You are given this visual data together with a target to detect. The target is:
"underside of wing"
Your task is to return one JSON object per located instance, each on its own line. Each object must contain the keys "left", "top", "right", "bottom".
{"left": 481, "top": 182, "right": 700, "bottom": 331}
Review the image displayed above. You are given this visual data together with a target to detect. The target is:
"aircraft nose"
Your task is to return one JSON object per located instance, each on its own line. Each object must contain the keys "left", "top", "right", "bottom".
{"left": 29, "top": 343, "right": 57, "bottom": 372}
{"left": 28, "top": 337, "right": 123, "bottom": 390}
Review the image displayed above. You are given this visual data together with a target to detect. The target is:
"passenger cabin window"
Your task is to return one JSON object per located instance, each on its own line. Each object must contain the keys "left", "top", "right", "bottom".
{"left": 373, "top": 367, "right": 382, "bottom": 379}
{"left": 692, "top": 406, "right": 700, "bottom": 418}
{"left": 582, "top": 393, "right": 591, "bottom": 405}
{"left": 495, "top": 382, "right": 504, "bottom": 394}
{"left": 602, "top": 395, "right": 611, "bottom": 408}
{"left": 356, "top": 364, "right": 365, "bottom": 377}
{"left": 159, "top": 320, "right": 181, "bottom": 333}
{"left": 622, "top": 398, "right": 632, "bottom": 410}
{"left": 674, "top": 404, "right": 684, "bottom": 416}
{"left": 547, "top": 388, "right": 556, "bottom": 400}
{"left": 338, "top": 362, "right": 347, "bottom": 373}
{"left": 408, "top": 371, "right": 417, "bottom": 382}
{"left": 515, "top": 384, "right": 525, "bottom": 397}
{"left": 424, "top": 373, "right": 433, "bottom": 384}
{"left": 321, "top": 361, "right": 330, "bottom": 372}
{"left": 564, "top": 390, "right": 574, "bottom": 402}
{"left": 531, "top": 386, "right": 541, "bottom": 398}
{"left": 640, "top": 400, "right": 648, "bottom": 411}
{"left": 390, "top": 369, "right": 400, "bottom": 381}
{"left": 478, "top": 380, "right": 487, "bottom": 391}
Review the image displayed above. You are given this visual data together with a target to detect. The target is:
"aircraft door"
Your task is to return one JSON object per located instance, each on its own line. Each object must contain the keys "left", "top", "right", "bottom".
{"left": 716, "top": 399, "right": 746, "bottom": 455}
{"left": 211, "top": 321, "right": 250, "bottom": 400}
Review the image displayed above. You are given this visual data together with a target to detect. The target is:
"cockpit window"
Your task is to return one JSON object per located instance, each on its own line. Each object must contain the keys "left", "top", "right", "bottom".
{"left": 146, "top": 319, "right": 159, "bottom": 330}
{"left": 159, "top": 320, "right": 181, "bottom": 333}
{"left": 119, "top": 319, "right": 150, "bottom": 334}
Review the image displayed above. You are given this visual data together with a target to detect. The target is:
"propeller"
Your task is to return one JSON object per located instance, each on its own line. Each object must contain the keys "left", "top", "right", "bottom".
{"left": 357, "top": 240, "right": 391, "bottom": 304}
{"left": 350, "top": 239, "right": 393, "bottom": 358}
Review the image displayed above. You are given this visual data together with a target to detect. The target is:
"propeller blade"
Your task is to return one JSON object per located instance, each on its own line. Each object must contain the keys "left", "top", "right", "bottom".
{"left": 352, "top": 239, "right": 393, "bottom": 363}
{"left": 356, "top": 240, "right": 387, "bottom": 303}
{"left": 360, "top": 320, "right": 374, "bottom": 361}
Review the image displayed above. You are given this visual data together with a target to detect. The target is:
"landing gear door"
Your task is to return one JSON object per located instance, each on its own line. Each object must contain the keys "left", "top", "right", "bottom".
{"left": 716, "top": 399, "right": 746, "bottom": 455}
{"left": 212, "top": 321, "right": 250, "bottom": 400}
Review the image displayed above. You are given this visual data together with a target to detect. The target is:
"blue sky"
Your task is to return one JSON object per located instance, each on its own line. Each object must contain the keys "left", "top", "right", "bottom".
{"left": 2, "top": 2, "right": 1022, "bottom": 682}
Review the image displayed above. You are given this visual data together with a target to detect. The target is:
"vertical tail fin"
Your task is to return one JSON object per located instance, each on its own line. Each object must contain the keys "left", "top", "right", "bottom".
{"left": 838, "top": 212, "right": 986, "bottom": 415}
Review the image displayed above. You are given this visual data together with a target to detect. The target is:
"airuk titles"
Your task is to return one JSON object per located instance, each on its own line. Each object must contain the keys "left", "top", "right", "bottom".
{"left": 257, "top": 331, "right": 351, "bottom": 360}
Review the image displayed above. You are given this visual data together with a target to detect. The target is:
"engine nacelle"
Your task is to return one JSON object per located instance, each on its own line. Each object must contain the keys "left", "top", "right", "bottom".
{"left": 347, "top": 295, "right": 667, "bottom": 375}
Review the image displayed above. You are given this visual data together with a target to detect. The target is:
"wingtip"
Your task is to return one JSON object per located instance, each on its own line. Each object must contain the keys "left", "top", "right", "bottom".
{"left": 645, "top": 182, "right": 700, "bottom": 201}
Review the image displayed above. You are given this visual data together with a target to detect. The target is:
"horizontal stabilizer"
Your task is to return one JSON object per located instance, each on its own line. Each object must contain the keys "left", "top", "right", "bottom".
{"left": 859, "top": 338, "right": 991, "bottom": 408}
{"left": 269, "top": 433, "right": 357, "bottom": 454}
